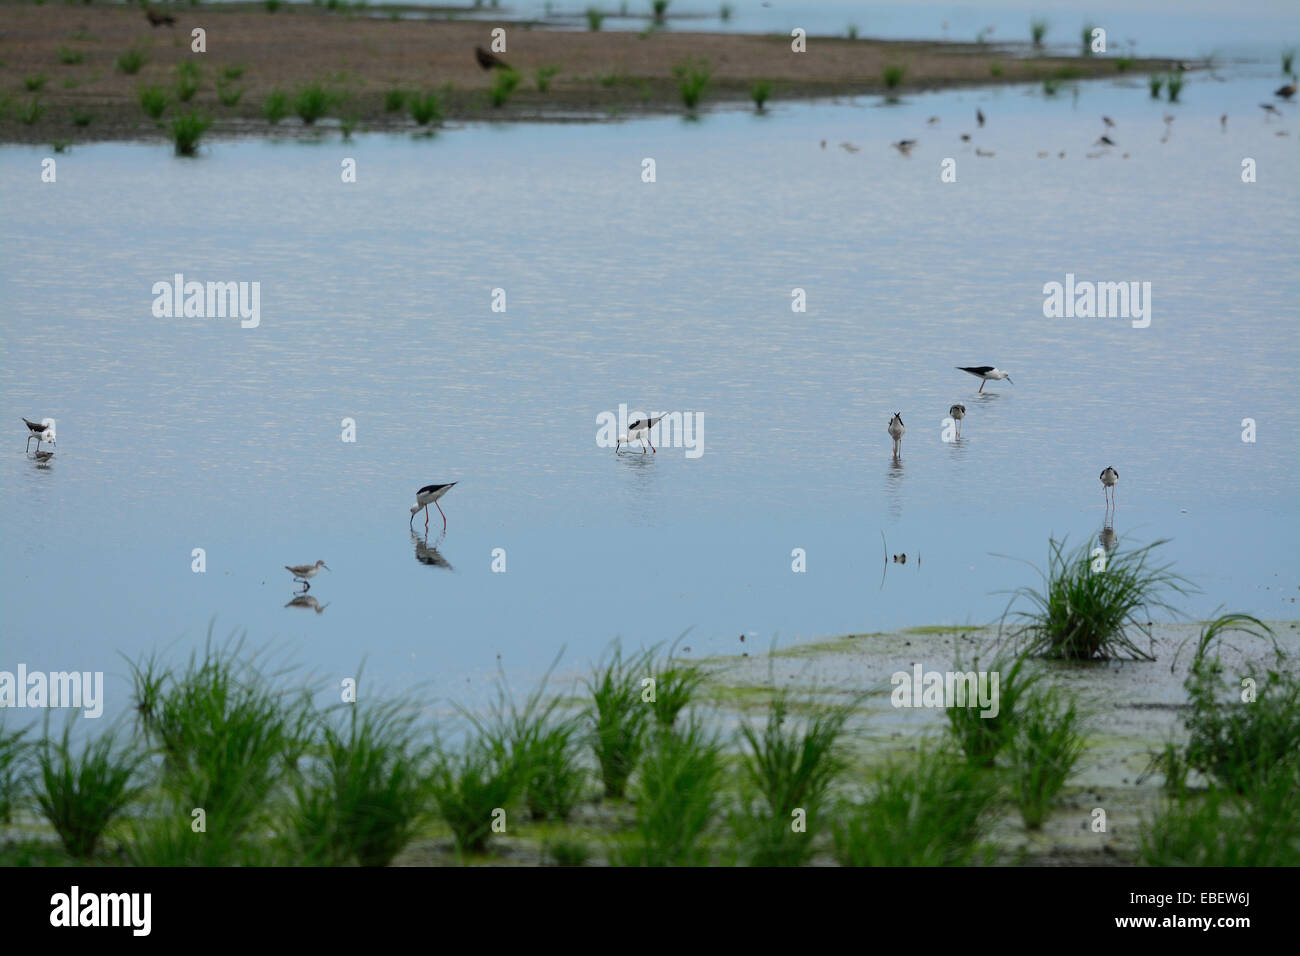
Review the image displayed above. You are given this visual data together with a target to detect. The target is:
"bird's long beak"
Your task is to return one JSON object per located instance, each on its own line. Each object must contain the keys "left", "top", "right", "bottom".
{"left": 1006, "top": 377, "right": 1014, "bottom": 385}
{"left": 322, "top": 564, "right": 330, "bottom": 571}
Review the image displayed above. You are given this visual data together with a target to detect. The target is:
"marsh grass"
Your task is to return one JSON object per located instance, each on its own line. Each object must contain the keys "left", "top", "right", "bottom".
{"left": 1005, "top": 537, "right": 1191, "bottom": 661}
{"left": 1081, "top": 23, "right": 1097, "bottom": 56}
{"left": 1030, "top": 18, "right": 1048, "bottom": 47}
{"left": 287, "top": 702, "right": 430, "bottom": 866}
{"left": 673, "top": 58, "right": 711, "bottom": 111}
{"left": 545, "top": 837, "right": 591, "bottom": 866}
{"left": 175, "top": 62, "right": 201, "bottom": 103}
{"left": 384, "top": 89, "right": 406, "bottom": 111}
{"left": 71, "top": 108, "right": 92, "bottom": 127}
{"left": 217, "top": 79, "right": 243, "bottom": 107}
{"left": 946, "top": 648, "right": 1040, "bottom": 766}
{"left": 750, "top": 78, "right": 771, "bottom": 111}
{"left": 535, "top": 65, "right": 558, "bottom": 93}
{"left": 294, "top": 83, "right": 332, "bottom": 124}
{"left": 1283, "top": 48, "right": 1295, "bottom": 75}
{"left": 614, "top": 720, "right": 724, "bottom": 866}
{"left": 489, "top": 68, "right": 521, "bottom": 108}
{"left": 428, "top": 736, "right": 519, "bottom": 854}
{"left": 57, "top": 47, "right": 85, "bottom": 65}
{"left": 221, "top": 65, "right": 246, "bottom": 82}
{"left": 989, "top": 62, "right": 1003, "bottom": 77}
{"left": 719, "top": 3, "right": 732, "bottom": 22}
{"left": 0, "top": 721, "right": 32, "bottom": 824}
{"left": 36, "top": 721, "right": 145, "bottom": 858}
{"left": 585, "top": 645, "right": 653, "bottom": 799}
{"left": 24, "top": 75, "right": 48, "bottom": 92}
{"left": 1006, "top": 687, "right": 1086, "bottom": 828}
{"left": 1166, "top": 72, "right": 1184, "bottom": 102}
{"left": 649, "top": 657, "right": 707, "bottom": 728}
{"left": 18, "top": 98, "right": 45, "bottom": 125}
{"left": 263, "top": 89, "right": 289, "bottom": 124}
{"left": 1115, "top": 56, "right": 1135, "bottom": 72}
{"left": 409, "top": 91, "right": 442, "bottom": 125}
{"left": 117, "top": 46, "right": 148, "bottom": 75}
{"left": 652, "top": 0, "right": 669, "bottom": 22}
{"left": 586, "top": 7, "right": 603, "bottom": 30}
{"left": 832, "top": 747, "right": 997, "bottom": 865}
{"left": 1042, "top": 76, "right": 1060, "bottom": 96}
{"left": 846, "top": 24, "right": 859, "bottom": 40}
{"left": 882, "top": 63, "right": 905, "bottom": 91}
{"left": 731, "top": 692, "right": 850, "bottom": 865}
{"left": 1148, "top": 74, "right": 1163, "bottom": 98}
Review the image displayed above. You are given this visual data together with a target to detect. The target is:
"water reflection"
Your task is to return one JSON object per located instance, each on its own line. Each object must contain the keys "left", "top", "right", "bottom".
{"left": 284, "top": 594, "right": 328, "bottom": 614}
{"left": 884, "top": 457, "right": 905, "bottom": 519}
{"left": 412, "top": 530, "right": 453, "bottom": 570}
{"left": 1099, "top": 523, "right": 1117, "bottom": 552}
{"left": 617, "top": 450, "right": 661, "bottom": 525}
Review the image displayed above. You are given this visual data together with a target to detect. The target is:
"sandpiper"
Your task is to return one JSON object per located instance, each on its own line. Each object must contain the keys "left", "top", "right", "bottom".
{"left": 1100, "top": 466, "right": 1119, "bottom": 507}
{"left": 888, "top": 412, "right": 905, "bottom": 458}
{"left": 22, "top": 417, "right": 54, "bottom": 453}
{"left": 410, "top": 482, "right": 457, "bottom": 531}
{"left": 949, "top": 403, "right": 966, "bottom": 436}
{"left": 956, "top": 366, "right": 1013, "bottom": 392}
{"left": 616, "top": 415, "right": 665, "bottom": 454}
{"left": 285, "top": 560, "right": 329, "bottom": 591}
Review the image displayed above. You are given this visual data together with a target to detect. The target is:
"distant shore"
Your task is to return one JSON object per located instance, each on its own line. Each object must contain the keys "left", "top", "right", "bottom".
{"left": 0, "top": 3, "right": 1184, "bottom": 144}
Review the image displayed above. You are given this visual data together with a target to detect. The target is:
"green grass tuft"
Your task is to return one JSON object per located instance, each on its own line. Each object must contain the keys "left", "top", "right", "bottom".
{"left": 408, "top": 91, "right": 442, "bottom": 125}
{"left": 36, "top": 721, "right": 146, "bottom": 859}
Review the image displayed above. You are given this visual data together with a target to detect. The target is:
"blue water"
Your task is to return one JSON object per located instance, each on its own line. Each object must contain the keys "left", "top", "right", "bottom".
{"left": 2, "top": 63, "right": 1298, "bottom": 716}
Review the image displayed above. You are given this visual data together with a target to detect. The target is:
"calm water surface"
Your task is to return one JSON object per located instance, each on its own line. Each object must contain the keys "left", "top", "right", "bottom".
{"left": 2, "top": 67, "right": 1297, "bottom": 716}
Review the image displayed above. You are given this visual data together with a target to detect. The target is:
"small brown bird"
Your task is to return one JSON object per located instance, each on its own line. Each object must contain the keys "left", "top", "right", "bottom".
{"left": 475, "top": 46, "right": 510, "bottom": 71}
{"left": 145, "top": 7, "right": 176, "bottom": 27}
{"left": 1275, "top": 82, "right": 1297, "bottom": 100}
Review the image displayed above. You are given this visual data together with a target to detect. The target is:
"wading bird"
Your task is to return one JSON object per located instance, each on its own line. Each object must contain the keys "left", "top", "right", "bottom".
{"left": 1102, "top": 116, "right": 1116, "bottom": 128}
{"left": 617, "top": 415, "right": 665, "bottom": 454}
{"left": 21, "top": 417, "right": 54, "bottom": 453}
{"left": 976, "top": 108, "right": 985, "bottom": 127}
{"left": 410, "top": 482, "right": 457, "bottom": 531}
{"left": 1094, "top": 134, "right": 1116, "bottom": 147}
{"left": 949, "top": 403, "right": 966, "bottom": 436}
{"left": 1100, "top": 466, "right": 1119, "bottom": 508}
{"left": 1261, "top": 103, "right": 1281, "bottom": 119}
{"left": 285, "top": 560, "right": 329, "bottom": 591}
{"left": 888, "top": 412, "right": 905, "bottom": 458}
{"left": 475, "top": 46, "right": 511, "bottom": 71}
{"left": 956, "top": 366, "right": 1013, "bottom": 392}
{"left": 1276, "top": 82, "right": 1297, "bottom": 100}
{"left": 892, "top": 139, "right": 916, "bottom": 155}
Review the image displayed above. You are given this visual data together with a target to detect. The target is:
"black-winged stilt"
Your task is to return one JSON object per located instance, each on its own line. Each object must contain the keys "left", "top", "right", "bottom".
{"left": 1100, "top": 467, "right": 1119, "bottom": 508}
{"left": 1261, "top": 103, "right": 1281, "bottom": 119}
{"left": 285, "top": 560, "right": 329, "bottom": 591}
{"left": 949, "top": 403, "right": 966, "bottom": 436}
{"left": 616, "top": 415, "right": 665, "bottom": 454}
{"left": 1094, "top": 134, "right": 1116, "bottom": 147}
{"left": 410, "top": 482, "right": 457, "bottom": 531}
{"left": 956, "top": 366, "right": 1013, "bottom": 392}
{"left": 892, "top": 139, "right": 916, "bottom": 155}
{"left": 1102, "top": 116, "right": 1116, "bottom": 128}
{"left": 22, "top": 417, "right": 54, "bottom": 453}
{"left": 888, "top": 412, "right": 905, "bottom": 458}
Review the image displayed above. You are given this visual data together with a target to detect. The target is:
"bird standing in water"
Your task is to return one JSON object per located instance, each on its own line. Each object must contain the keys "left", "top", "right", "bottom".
{"left": 888, "top": 413, "right": 905, "bottom": 458}
{"left": 948, "top": 403, "right": 966, "bottom": 437}
{"left": 410, "top": 482, "right": 457, "bottom": 531}
{"left": 1100, "top": 466, "right": 1119, "bottom": 509}
{"left": 285, "top": 560, "right": 329, "bottom": 591}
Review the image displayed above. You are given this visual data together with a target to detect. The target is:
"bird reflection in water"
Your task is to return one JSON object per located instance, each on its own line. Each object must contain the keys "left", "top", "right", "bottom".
{"left": 284, "top": 594, "right": 328, "bottom": 614}
{"left": 1099, "top": 523, "right": 1117, "bottom": 553}
{"left": 412, "top": 530, "right": 453, "bottom": 570}
{"left": 885, "top": 456, "right": 905, "bottom": 520}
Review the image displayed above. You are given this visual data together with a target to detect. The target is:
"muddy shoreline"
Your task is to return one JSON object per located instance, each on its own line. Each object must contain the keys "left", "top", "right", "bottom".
{"left": 0, "top": 3, "right": 1183, "bottom": 145}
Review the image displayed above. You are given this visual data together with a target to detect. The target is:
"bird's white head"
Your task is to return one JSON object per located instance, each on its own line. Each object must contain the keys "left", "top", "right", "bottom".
{"left": 410, "top": 503, "right": 422, "bottom": 514}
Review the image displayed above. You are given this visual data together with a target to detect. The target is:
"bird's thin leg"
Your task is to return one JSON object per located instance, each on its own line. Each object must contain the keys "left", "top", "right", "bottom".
{"left": 436, "top": 500, "right": 448, "bottom": 532}
{"left": 410, "top": 511, "right": 416, "bottom": 529}
{"left": 650, "top": 438, "right": 656, "bottom": 454}
{"left": 979, "top": 380, "right": 985, "bottom": 393}
{"left": 424, "top": 506, "right": 430, "bottom": 530}
{"left": 641, "top": 440, "right": 647, "bottom": 454}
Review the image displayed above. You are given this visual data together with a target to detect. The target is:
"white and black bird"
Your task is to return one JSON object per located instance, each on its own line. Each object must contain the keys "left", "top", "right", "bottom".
{"left": 887, "top": 412, "right": 905, "bottom": 458}
{"left": 956, "top": 366, "right": 1013, "bottom": 392}
{"left": 410, "top": 482, "right": 457, "bottom": 531}
{"left": 22, "top": 417, "right": 54, "bottom": 452}
{"left": 949, "top": 403, "right": 966, "bottom": 436}
{"left": 616, "top": 415, "right": 665, "bottom": 454}
{"left": 1094, "top": 134, "right": 1116, "bottom": 147}
{"left": 891, "top": 139, "right": 916, "bottom": 155}
{"left": 1100, "top": 466, "right": 1119, "bottom": 507}
{"left": 285, "top": 560, "right": 329, "bottom": 591}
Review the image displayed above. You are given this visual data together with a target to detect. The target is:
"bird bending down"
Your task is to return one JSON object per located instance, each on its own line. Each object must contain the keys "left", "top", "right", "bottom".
{"left": 410, "top": 482, "right": 457, "bottom": 531}
{"left": 475, "top": 46, "right": 511, "bottom": 71}
{"left": 1100, "top": 466, "right": 1119, "bottom": 507}
{"left": 285, "top": 560, "right": 329, "bottom": 591}
{"left": 616, "top": 415, "right": 665, "bottom": 454}
{"left": 949, "top": 403, "right": 966, "bottom": 436}
{"left": 888, "top": 412, "right": 905, "bottom": 458}
{"left": 22, "top": 417, "right": 54, "bottom": 452}
{"left": 956, "top": 366, "right": 1013, "bottom": 392}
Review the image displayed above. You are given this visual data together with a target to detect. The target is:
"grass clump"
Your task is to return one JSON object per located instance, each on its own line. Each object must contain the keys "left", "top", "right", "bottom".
{"left": 24, "top": 74, "right": 48, "bottom": 92}
{"left": 585, "top": 644, "right": 652, "bottom": 800}
{"left": 946, "top": 648, "right": 1041, "bottom": 767}
{"left": 1006, "top": 687, "right": 1087, "bottom": 828}
{"left": 731, "top": 692, "right": 850, "bottom": 865}
{"left": 1007, "top": 537, "right": 1191, "bottom": 661}
{"left": 293, "top": 83, "right": 332, "bottom": 124}
{"left": 408, "top": 91, "right": 442, "bottom": 125}
{"left": 221, "top": 65, "right": 246, "bottom": 81}
{"left": 0, "top": 721, "right": 33, "bottom": 824}
{"left": 36, "top": 722, "right": 145, "bottom": 859}
{"left": 673, "top": 58, "right": 711, "bottom": 111}
{"left": 832, "top": 747, "right": 997, "bottom": 865}
{"left": 217, "top": 78, "right": 243, "bottom": 107}
{"left": 117, "top": 46, "right": 148, "bottom": 75}
{"left": 648, "top": 657, "right": 707, "bottom": 728}
{"left": 652, "top": 0, "right": 669, "bottom": 23}
{"left": 719, "top": 3, "right": 732, "bottom": 22}
{"left": 71, "top": 108, "right": 92, "bottom": 127}
{"left": 1081, "top": 23, "right": 1097, "bottom": 56}
{"left": 882, "top": 63, "right": 905, "bottom": 91}
{"left": 489, "top": 68, "right": 521, "bottom": 108}
{"left": 262, "top": 88, "right": 289, "bottom": 124}
{"left": 427, "top": 736, "right": 519, "bottom": 854}
{"left": 989, "top": 62, "right": 1004, "bottom": 78}
{"left": 585, "top": 7, "right": 603, "bottom": 31}
{"left": 545, "top": 837, "right": 591, "bottom": 866}
{"left": 57, "top": 47, "right": 85, "bottom": 66}
{"left": 1283, "top": 48, "right": 1295, "bottom": 75}
{"left": 169, "top": 111, "right": 210, "bottom": 155}
{"left": 174, "top": 62, "right": 201, "bottom": 103}
{"left": 384, "top": 88, "right": 406, "bottom": 112}
{"left": 1166, "top": 72, "right": 1184, "bottom": 102}
{"left": 535, "top": 65, "right": 558, "bottom": 93}
{"left": 18, "top": 98, "right": 45, "bottom": 125}
{"left": 1115, "top": 56, "right": 1135, "bottom": 72}
{"left": 1148, "top": 74, "right": 1164, "bottom": 98}
{"left": 1030, "top": 18, "right": 1048, "bottom": 47}
{"left": 750, "top": 78, "right": 771, "bottom": 111}
{"left": 614, "top": 721, "right": 724, "bottom": 866}
{"left": 1043, "top": 76, "right": 1060, "bottom": 96}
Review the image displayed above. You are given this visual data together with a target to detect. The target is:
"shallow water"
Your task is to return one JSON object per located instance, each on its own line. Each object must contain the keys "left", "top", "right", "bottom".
{"left": 2, "top": 65, "right": 1298, "bottom": 716}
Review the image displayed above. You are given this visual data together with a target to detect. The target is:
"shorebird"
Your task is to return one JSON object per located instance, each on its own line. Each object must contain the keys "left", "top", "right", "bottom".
{"left": 34, "top": 450, "right": 54, "bottom": 463}
{"left": 839, "top": 141, "right": 860, "bottom": 153}
{"left": 976, "top": 108, "right": 985, "bottom": 127}
{"left": 410, "top": 482, "right": 457, "bottom": 531}
{"left": 927, "top": 116, "right": 940, "bottom": 126}
{"left": 956, "top": 366, "right": 1013, "bottom": 392}
{"left": 891, "top": 139, "right": 916, "bottom": 155}
{"left": 22, "top": 417, "right": 54, "bottom": 452}
{"left": 1221, "top": 113, "right": 1228, "bottom": 130}
{"left": 285, "top": 560, "right": 329, "bottom": 591}
{"left": 1102, "top": 116, "right": 1116, "bottom": 128}
{"left": 1094, "top": 134, "right": 1116, "bottom": 147}
{"left": 617, "top": 415, "right": 665, "bottom": 454}
{"left": 1100, "top": 466, "right": 1119, "bottom": 507}
{"left": 1276, "top": 82, "right": 1297, "bottom": 100}
{"left": 948, "top": 403, "right": 966, "bottom": 436}
{"left": 475, "top": 46, "right": 511, "bottom": 70}
{"left": 1260, "top": 103, "right": 1281, "bottom": 119}
{"left": 975, "top": 148, "right": 995, "bottom": 157}
{"left": 145, "top": 7, "right": 175, "bottom": 27}
{"left": 887, "top": 413, "right": 905, "bottom": 458}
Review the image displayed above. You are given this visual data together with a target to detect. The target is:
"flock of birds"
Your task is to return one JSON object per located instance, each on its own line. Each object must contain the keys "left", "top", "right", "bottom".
{"left": 826, "top": 77, "right": 1297, "bottom": 159}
